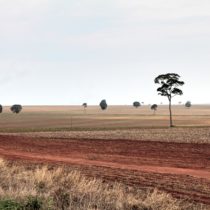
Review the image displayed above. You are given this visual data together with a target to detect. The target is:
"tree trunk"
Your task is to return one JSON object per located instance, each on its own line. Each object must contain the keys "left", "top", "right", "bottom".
{"left": 169, "top": 99, "right": 173, "bottom": 127}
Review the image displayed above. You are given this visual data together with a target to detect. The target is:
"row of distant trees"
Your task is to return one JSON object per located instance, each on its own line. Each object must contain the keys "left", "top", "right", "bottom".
{"left": 82, "top": 100, "right": 191, "bottom": 113}
{"left": 83, "top": 73, "right": 187, "bottom": 127}
{"left": 132, "top": 101, "right": 191, "bottom": 108}
{"left": 0, "top": 105, "right": 22, "bottom": 114}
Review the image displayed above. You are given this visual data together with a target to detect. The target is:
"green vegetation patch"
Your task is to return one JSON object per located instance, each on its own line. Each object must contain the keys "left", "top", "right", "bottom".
{"left": 0, "top": 197, "right": 45, "bottom": 210}
{"left": 0, "top": 199, "right": 22, "bottom": 210}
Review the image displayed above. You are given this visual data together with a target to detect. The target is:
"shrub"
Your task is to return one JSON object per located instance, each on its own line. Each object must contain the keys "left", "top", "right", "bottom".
{"left": 133, "top": 101, "right": 141, "bottom": 108}
{"left": 99, "top": 100, "right": 108, "bottom": 110}
{"left": 53, "top": 188, "right": 70, "bottom": 210}
{"left": 0, "top": 199, "right": 22, "bottom": 210}
{"left": 10, "top": 105, "right": 22, "bottom": 114}
{"left": 185, "top": 101, "right": 192, "bottom": 108}
{"left": 25, "top": 197, "right": 42, "bottom": 210}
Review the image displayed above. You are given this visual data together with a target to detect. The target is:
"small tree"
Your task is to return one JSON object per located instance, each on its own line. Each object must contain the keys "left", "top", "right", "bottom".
{"left": 151, "top": 104, "right": 158, "bottom": 115}
{"left": 82, "top": 103, "right": 87, "bottom": 113}
{"left": 11, "top": 104, "right": 22, "bottom": 114}
{"left": 185, "top": 101, "right": 192, "bottom": 108}
{"left": 0, "top": 105, "right": 3, "bottom": 113}
{"left": 133, "top": 101, "right": 141, "bottom": 108}
{"left": 100, "top": 100, "right": 107, "bottom": 110}
{"left": 155, "top": 73, "right": 184, "bottom": 127}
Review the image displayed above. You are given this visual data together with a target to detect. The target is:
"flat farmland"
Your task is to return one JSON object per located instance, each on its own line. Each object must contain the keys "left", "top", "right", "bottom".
{"left": 1, "top": 105, "right": 210, "bottom": 208}
{"left": 1, "top": 105, "right": 210, "bottom": 132}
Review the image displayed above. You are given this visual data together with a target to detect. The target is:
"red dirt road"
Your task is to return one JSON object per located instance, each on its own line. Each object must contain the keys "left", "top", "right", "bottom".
{"left": 0, "top": 135, "right": 210, "bottom": 204}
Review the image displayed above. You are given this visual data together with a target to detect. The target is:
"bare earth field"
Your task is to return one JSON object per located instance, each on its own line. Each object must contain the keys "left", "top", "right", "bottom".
{"left": 0, "top": 134, "right": 210, "bottom": 206}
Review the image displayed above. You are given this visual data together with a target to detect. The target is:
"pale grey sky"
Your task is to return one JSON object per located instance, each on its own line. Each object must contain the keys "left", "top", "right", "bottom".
{"left": 0, "top": 0, "right": 210, "bottom": 105}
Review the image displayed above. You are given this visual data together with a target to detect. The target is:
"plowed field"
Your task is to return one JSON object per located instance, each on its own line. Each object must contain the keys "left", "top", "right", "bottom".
{"left": 0, "top": 135, "right": 210, "bottom": 205}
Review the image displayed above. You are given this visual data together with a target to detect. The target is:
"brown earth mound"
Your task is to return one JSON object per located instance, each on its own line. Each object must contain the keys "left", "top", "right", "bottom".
{"left": 0, "top": 135, "right": 210, "bottom": 204}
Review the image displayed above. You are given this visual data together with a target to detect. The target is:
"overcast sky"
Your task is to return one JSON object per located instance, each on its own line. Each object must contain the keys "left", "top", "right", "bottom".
{"left": 0, "top": 0, "right": 210, "bottom": 105}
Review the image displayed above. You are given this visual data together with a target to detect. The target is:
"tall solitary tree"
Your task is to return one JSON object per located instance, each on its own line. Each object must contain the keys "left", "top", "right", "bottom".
{"left": 154, "top": 73, "right": 184, "bottom": 127}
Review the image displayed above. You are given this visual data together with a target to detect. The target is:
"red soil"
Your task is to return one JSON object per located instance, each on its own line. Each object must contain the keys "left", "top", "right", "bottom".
{"left": 0, "top": 135, "right": 210, "bottom": 204}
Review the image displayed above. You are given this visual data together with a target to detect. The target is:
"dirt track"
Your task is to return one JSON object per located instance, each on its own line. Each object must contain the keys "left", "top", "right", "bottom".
{"left": 0, "top": 135, "right": 210, "bottom": 204}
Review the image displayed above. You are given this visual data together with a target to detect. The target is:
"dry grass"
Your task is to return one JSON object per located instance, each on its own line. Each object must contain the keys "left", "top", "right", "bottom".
{"left": 0, "top": 159, "right": 206, "bottom": 210}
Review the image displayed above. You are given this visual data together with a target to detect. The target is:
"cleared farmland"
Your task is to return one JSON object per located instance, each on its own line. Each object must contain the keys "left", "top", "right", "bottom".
{"left": 1, "top": 105, "right": 210, "bottom": 208}
{"left": 0, "top": 105, "right": 210, "bottom": 132}
{"left": 12, "top": 127, "right": 210, "bottom": 144}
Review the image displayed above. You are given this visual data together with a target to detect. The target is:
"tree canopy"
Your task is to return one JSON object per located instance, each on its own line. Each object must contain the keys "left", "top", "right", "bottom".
{"left": 151, "top": 104, "right": 158, "bottom": 111}
{"left": 11, "top": 104, "right": 22, "bottom": 114}
{"left": 151, "top": 104, "right": 158, "bottom": 114}
{"left": 133, "top": 101, "right": 141, "bottom": 108}
{"left": 154, "top": 73, "right": 184, "bottom": 99}
{"left": 82, "top": 103, "right": 87, "bottom": 108}
{"left": 185, "top": 101, "right": 192, "bottom": 108}
{"left": 100, "top": 100, "right": 108, "bottom": 110}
